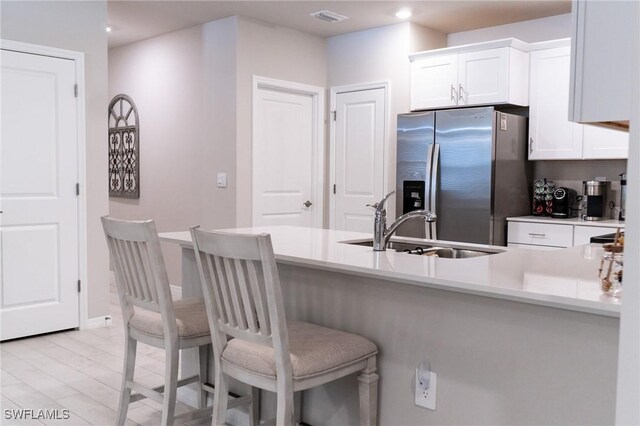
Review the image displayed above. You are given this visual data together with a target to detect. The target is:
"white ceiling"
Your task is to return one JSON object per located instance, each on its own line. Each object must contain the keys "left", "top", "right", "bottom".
{"left": 107, "top": 0, "right": 571, "bottom": 48}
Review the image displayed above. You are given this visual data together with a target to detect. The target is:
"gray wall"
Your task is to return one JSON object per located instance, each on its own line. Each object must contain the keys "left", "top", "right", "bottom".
{"left": 276, "top": 264, "right": 618, "bottom": 426}
{"left": 235, "top": 16, "right": 327, "bottom": 227}
{"left": 327, "top": 22, "right": 447, "bottom": 219}
{"left": 108, "top": 18, "right": 239, "bottom": 285}
{"left": 447, "top": 13, "right": 572, "bottom": 46}
{"left": 1, "top": 1, "right": 110, "bottom": 318}
{"left": 109, "top": 25, "right": 209, "bottom": 285}
{"left": 108, "top": 16, "right": 327, "bottom": 284}
{"left": 533, "top": 159, "right": 627, "bottom": 219}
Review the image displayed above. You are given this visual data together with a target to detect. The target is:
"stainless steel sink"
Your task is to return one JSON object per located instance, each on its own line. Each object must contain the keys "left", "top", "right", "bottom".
{"left": 419, "top": 247, "right": 494, "bottom": 259}
{"left": 342, "top": 239, "right": 502, "bottom": 258}
{"left": 345, "top": 240, "right": 435, "bottom": 253}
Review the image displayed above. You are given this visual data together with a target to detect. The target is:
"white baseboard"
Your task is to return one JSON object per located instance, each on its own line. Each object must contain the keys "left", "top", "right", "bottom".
{"left": 84, "top": 316, "right": 112, "bottom": 329}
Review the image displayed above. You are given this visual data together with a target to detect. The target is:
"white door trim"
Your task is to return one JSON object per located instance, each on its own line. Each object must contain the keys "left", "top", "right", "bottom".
{"left": 252, "top": 75, "right": 325, "bottom": 228}
{"left": 1, "top": 39, "right": 88, "bottom": 330}
{"left": 329, "top": 81, "right": 390, "bottom": 229}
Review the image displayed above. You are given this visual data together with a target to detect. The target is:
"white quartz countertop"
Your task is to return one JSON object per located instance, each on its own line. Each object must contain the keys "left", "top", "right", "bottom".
{"left": 507, "top": 215, "right": 625, "bottom": 228}
{"left": 160, "top": 226, "right": 621, "bottom": 318}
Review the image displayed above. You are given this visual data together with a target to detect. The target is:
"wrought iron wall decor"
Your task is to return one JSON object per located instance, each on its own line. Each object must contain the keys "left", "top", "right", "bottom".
{"left": 108, "top": 94, "right": 140, "bottom": 198}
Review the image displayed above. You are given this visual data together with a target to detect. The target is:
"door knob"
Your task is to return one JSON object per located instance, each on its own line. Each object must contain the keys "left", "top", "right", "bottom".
{"left": 303, "top": 200, "right": 312, "bottom": 208}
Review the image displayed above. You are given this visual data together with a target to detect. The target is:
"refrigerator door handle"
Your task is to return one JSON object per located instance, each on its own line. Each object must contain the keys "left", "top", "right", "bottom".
{"left": 429, "top": 144, "right": 440, "bottom": 240}
{"left": 425, "top": 143, "right": 435, "bottom": 239}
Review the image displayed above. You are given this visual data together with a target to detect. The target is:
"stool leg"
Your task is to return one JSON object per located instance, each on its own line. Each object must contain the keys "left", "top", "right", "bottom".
{"left": 161, "top": 344, "right": 179, "bottom": 426}
{"left": 197, "top": 345, "right": 209, "bottom": 408}
{"left": 249, "top": 386, "right": 260, "bottom": 426}
{"left": 212, "top": 360, "right": 229, "bottom": 426}
{"left": 275, "top": 381, "right": 294, "bottom": 426}
{"left": 294, "top": 391, "right": 302, "bottom": 425}
{"left": 117, "top": 334, "right": 137, "bottom": 426}
{"left": 357, "top": 356, "right": 379, "bottom": 426}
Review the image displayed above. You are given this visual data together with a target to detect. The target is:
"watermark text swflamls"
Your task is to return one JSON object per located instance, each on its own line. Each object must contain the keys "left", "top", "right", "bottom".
{"left": 4, "top": 409, "right": 71, "bottom": 420}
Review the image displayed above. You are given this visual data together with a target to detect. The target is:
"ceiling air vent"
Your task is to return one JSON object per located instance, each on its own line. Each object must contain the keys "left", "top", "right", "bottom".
{"left": 310, "top": 10, "right": 349, "bottom": 23}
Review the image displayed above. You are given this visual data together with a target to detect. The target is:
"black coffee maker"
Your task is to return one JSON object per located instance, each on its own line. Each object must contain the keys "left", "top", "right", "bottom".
{"left": 551, "top": 187, "right": 578, "bottom": 218}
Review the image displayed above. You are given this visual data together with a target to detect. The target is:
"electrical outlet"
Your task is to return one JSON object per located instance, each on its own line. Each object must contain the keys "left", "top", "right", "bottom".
{"left": 415, "top": 370, "right": 437, "bottom": 410}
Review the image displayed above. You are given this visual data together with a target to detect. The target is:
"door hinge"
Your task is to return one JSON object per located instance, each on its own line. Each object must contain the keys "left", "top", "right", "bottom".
{"left": 74, "top": 84, "right": 78, "bottom": 97}
{"left": 333, "top": 184, "right": 336, "bottom": 194}
{"left": 77, "top": 280, "right": 81, "bottom": 293}
{"left": 76, "top": 183, "right": 80, "bottom": 196}
{"left": 332, "top": 110, "right": 337, "bottom": 121}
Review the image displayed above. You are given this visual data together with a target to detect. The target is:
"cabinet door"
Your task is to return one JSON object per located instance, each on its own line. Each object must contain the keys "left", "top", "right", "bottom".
{"left": 411, "top": 54, "right": 458, "bottom": 110}
{"left": 574, "top": 225, "right": 620, "bottom": 246}
{"left": 569, "top": 0, "right": 637, "bottom": 124}
{"left": 528, "top": 47, "right": 583, "bottom": 160}
{"left": 582, "top": 124, "right": 629, "bottom": 159}
{"left": 457, "top": 47, "right": 509, "bottom": 106}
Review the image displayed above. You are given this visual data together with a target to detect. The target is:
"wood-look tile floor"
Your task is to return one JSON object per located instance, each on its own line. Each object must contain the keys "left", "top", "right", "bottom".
{"left": 0, "top": 283, "right": 211, "bottom": 426}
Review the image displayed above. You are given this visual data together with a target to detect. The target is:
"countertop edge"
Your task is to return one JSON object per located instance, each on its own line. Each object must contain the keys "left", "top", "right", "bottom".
{"left": 160, "top": 232, "right": 620, "bottom": 319}
{"left": 274, "top": 254, "right": 620, "bottom": 318}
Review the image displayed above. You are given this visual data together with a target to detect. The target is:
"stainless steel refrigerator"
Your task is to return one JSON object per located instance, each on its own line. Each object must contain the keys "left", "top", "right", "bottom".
{"left": 396, "top": 107, "right": 531, "bottom": 246}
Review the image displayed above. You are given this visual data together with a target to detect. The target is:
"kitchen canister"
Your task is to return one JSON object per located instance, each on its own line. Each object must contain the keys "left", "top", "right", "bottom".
{"left": 599, "top": 242, "right": 624, "bottom": 297}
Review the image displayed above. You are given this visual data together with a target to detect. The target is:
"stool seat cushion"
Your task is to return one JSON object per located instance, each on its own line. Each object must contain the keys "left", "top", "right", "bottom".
{"left": 129, "top": 298, "right": 210, "bottom": 339}
{"left": 222, "top": 321, "right": 377, "bottom": 380}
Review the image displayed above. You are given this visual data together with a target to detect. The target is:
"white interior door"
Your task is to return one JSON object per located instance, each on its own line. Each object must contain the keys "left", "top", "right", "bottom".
{"left": 253, "top": 83, "right": 321, "bottom": 227}
{"left": 332, "top": 87, "right": 386, "bottom": 232}
{"left": 1, "top": 49, "right": 79, "bottom": 340}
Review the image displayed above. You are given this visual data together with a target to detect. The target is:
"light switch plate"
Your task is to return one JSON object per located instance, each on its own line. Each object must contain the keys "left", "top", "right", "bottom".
{"left": 217, "top": 173, "right": 227, "bottom": 188}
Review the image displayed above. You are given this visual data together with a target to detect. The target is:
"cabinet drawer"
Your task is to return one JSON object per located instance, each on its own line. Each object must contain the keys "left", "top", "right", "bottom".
{"left": 507, "top": 222, "right": 573, "bottom": 247}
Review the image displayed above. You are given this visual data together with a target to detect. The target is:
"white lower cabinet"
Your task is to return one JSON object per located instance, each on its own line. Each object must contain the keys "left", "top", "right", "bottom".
{"left": 507, "top": 242, "right": 564, "bottom": 251}
{"left": 508, "top": 220, "right": 623, "bottom": 250}
{"left": 573, "top": 225, "right": 617, "bottom": 246}
{"left": 507, "top": 222, "right": 573, "bottom": 249}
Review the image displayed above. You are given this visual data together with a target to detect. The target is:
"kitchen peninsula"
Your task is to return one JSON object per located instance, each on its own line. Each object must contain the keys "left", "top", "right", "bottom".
{"left": 160, "top": 226, "right": 619, "bottom": 425}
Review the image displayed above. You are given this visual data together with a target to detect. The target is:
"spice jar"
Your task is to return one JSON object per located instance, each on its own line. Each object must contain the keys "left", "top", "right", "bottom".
{"left": 599, "top": 243, "right": 623, "bottom": 297}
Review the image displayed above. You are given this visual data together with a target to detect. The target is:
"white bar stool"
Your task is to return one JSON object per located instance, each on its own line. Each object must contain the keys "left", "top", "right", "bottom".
{"left": 102, "top": 217, "right": 213, "bottom": 426}
{"left": 190, "top": 227, "right": 379, "bottom": 426}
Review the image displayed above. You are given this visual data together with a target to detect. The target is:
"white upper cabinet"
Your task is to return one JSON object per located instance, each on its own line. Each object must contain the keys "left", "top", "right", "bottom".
{"left": 457, "top": 48, "right": 510, "bottom": 106}
{"left": 411, "top": 54, "right": 458, "bottom": 109}
{"left": 529, "top": 45, "right": 583, "bottom": 160}
{"left": 569, "top": 0, "right": 637, "bottom": 126}
{"left": 582, "top": 124, "right": 629, "bottom": 159}
{"left": 410, "top": 39, "right": 529, "bottom": 111}
{"left": 528, "top": 40, "right": 629, "bottom": 161}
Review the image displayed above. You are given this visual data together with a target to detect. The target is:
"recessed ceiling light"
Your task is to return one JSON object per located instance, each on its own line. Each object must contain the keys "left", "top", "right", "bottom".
{"left": 106, "top": 26, "right": 112, "bottom": 33}
{"left": 310, "top": 10, "right": 349, "bottom": 23}
{"left": 395, "top": 9, "right": 412, "bottom": 19}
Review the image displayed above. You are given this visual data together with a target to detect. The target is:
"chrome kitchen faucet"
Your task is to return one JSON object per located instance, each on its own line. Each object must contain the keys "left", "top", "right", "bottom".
{"left": 369, "top": 191, "right": 437, "bottom": 251}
